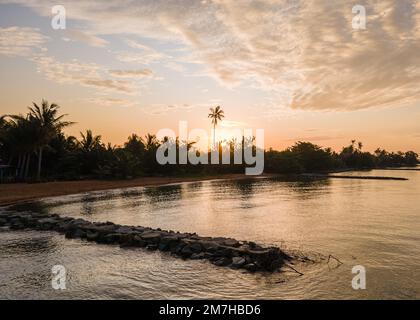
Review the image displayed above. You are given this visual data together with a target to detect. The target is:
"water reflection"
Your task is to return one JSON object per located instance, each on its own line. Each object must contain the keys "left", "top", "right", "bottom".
{"left": 143, "top": 184, "right": 183, "bottom": 204}
{"left": 0, "top": 232, "right": 58, "bottom": 257}
{"left": 1, "top": 173, "right": 420, "bottom": 299}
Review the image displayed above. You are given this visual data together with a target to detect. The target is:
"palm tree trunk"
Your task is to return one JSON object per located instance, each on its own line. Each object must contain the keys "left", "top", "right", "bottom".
{"left": 37, "top": 147, "right": 43, "bottom": 181}
{"left": 20, "top": 153, "right": 27, "bottom": 179}
{"left": 213, "top": 123, "right": 216, "bottom": 150}
{"left": 24, "top": 153, "right": 31, "bottom": 180}
{"left": 16, "top": 154, "right": 22, "bottom": 177}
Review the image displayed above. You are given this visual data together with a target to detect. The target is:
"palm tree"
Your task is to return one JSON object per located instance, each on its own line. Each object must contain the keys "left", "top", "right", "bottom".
{"left": 80, "top": 130, "right": 103, "bottom": 152}
{"left": 208, "top": 106, "right": 224, "bottom": 149}
{"left": 144, "top": 133, "right": 158, "bottom": 151}
{"left": 29, "top": 100, "right": 73, "bottom": 180}
{"left": 0, "top": 115, "right": 6, "bottom": 148}
{"left": 4, "top": 114, "right": 39, "bottom": 179}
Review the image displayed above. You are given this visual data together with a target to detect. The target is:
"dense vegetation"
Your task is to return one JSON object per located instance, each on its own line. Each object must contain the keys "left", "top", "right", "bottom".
{"left": 0, "top": 101, "right": 418, "bottom": 182}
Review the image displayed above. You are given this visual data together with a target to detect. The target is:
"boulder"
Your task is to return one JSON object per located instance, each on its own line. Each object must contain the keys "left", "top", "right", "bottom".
{"left": 65, "top": 228, "right": 86, "bottom": 239}
{"left": 249, "top": 248, "right": 283, "bottom": 270}
{"left": 214, "top": 247, "right": 233, "bottom": 258}
{"left": 244, "top": 263, "right": 257, "bottom": 272}
{"left": 140, "top": 231, "right": 162, "bottom": 244}
{"left": 230, "top": 257, "right": 246, "bottom": 268}
{"left": 190, "top": 253, "right": 206, "bottom": 260}
{"left": 159, "top": 236, "right": 180, "bottom": 251}
{"left": 2, "top": 211, "right": 292, "bottom": 273}
{"left": 223, "top": 239, "right": 240, "bottom": 247}
{"left": 102, "top": 233, "right": 122, "bottom": 244}
{"left": 212, "top": 257, "right": 232, "bottom": 267}
{"left": 0, "top": 218, "right": 7, "bottom": 226}
{"left": 132, "top": 235, "right": 147, "bottom": 248}
{"left": 115, "top": 226, "right": 137, "bottom": 235}
{"left": 189, "top": 242, "right": 202, "bottom": 254}
{"left": 180, "top": 245, "right": 193, "bottom": 258}
{"left": 266, "top": 258, "right": 283, "bottom": 272}
{"left": 199, "top": 241, "right": 220, "bottom": 253}
{"left": 146, "top": 244, "right": 158, "bottom": 251}
{"left": 86, "top": 232, "right": 99, "bottom": 241}
{"left": 119, "top": 234, "right": 136, "bottom": 247}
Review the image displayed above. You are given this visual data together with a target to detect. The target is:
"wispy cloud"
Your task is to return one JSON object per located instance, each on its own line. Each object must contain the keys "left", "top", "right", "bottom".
{"left": 63, "top": 29, "right": 108, "bottom": 47}
{"left": 147, "top": 102, "right": 212, "bottom": 115}
{"left": 109, "top": 69, "right": 154, "bottom": 78}
{"left": 87, "top": 97, "right": 137, "bottom": 108}
{"left": 0, "top": 26, "right": 48, "bottom": 57}
{"left": 3, "top": 0, "right": 420, "bottom": 111}
{"left": 31, "top": 55, "right": 134, "bottom": 93}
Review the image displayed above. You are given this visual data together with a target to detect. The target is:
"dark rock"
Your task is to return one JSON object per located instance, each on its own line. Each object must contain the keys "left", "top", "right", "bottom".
{"left": 171, "top": 242, "right": 185, "bottom": 254}
{"left": 132, "top": 235, "right": 147, "bottom": 247}
{"left": 65, "top": 228, "right": 86, "bottom": 239}
{"left": 119, "top": 234, "right": 136, "bottom": 246}
{"left": 3, "top": 211, "right": 291, "bottom": 273}
{"left": 0, "top": 218, "right": 7, "bottom": 226}
{"left": 146, "top": 244, "right": 158, "bottom": 251}
{"left": 189, "top": 242, "right": 202, "bottom": 254}
{"left": 244, "top": 263, "right": 258, "bottom": 272}
{"left": 140, "top": 231, "right": 162, "bottom": 244}
{"left": 180, "top": 245, "right": 193, "bottom": 258}
{"left": 37, "top": 218, "right": 58, "bottom": 225}
{"left": 190, "top": 253, "right": 206, "bottom": 260}
{"left": 36, "top": 218, "right": 59, "bottom": 230}
{"left": 267, "top": 258, "right": 283, "bottom": 271}
{"left": 230, "top": 257, "right": 246, "bottom": 268}
{"left": 158, "top": 242, "right": 168, "bottom": 251}
{"left": 249, "top": 248, "right": 283, "bottom": 270}
{"left": 115, "top": 226, "right": 137, "bottom": 235}
{"left": 214, "top": 247, "right": 233, "bottom": 258}
{"left": 212, "top": 257, "right": 232, "bottom": 267}
{"left": 102, "top": 233, "right": 122, "bottom": 244}
{"left": 159, "top": 236, "right": 180, "bottom": 252}
{"left": 10, "top": 222, "right": 25, "bottom": 230}
{"left": 86, "top": 232, "right": 99, "bottom": 241}
{"left": 223, "top": 239, "right": 240, "bottom": 247}
{"left": 199, "top": 241, "right": 220, "bottom": 253}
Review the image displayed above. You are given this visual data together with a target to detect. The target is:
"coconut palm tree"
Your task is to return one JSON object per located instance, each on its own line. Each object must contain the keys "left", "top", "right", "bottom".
{"left": 4, "top": 114, "right": 39, "bottom": 179}
{"left": 144, "top": 133, "right": 158, "bottom": 151}
{"left": 208, "top": 106, "right": 224, "bottom": 149}
{"left": 28, "top": 100, "right": 73, "bottom": 180}
{"left": 80, "top": 130, "right": 103, "bottom": 152}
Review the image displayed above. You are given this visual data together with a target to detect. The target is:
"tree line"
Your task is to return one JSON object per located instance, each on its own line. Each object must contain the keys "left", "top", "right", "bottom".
{"left": 0, "top": 100, "right": 418, "bottom": 182}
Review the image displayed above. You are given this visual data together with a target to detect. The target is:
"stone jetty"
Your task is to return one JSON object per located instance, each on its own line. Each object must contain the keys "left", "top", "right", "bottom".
{"left": 0, "top": 210, "right": 292, "bottom": 273}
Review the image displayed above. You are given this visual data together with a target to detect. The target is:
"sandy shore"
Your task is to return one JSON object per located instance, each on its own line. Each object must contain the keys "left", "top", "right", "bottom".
{"left": 0, "top": 174, "right": 256, "bottom": 207}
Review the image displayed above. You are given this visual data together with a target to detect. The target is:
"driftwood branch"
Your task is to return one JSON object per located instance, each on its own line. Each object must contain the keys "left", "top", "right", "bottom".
{"left": 284, "top": 263, "right": 304, "bottom": 276}
{"left": 327, "top": 255, "right": 343, "bottom": 269}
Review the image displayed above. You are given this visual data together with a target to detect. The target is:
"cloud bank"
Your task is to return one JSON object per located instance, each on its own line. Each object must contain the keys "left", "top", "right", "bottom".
{"left": 1, "top": 0, "right": 419, "bottom": 111}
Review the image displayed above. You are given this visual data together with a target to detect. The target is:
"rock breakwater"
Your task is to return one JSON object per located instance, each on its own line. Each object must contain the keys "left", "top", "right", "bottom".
{"left": 0, "top": 209, "right": 291, "bottom": 272}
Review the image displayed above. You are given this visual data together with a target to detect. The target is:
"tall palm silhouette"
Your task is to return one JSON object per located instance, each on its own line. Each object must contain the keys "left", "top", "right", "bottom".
{"left": 80, "top": 130, "right": 103, "bottom": 152}
{"left": 6, "top": 114, "right": 38, "bottom": 179}
{"left": 29, "top": 100, "right": 73, "bottom": 180}
{"left": 208, "top": 106, "right": 224, "bottom": 149}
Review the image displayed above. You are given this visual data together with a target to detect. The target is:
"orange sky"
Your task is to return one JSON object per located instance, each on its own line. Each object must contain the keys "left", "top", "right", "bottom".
{"left": 0, "top": 1, "right": 419, "bottom": 153}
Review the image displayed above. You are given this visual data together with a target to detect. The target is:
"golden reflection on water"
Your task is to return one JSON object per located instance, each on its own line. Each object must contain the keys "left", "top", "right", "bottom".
{"left": 1, "top": 170, "right": 420, "bottom": 299}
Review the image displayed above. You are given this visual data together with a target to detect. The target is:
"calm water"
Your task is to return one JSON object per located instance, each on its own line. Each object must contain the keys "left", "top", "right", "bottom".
{"left": 1, "top": 170, "right": 420, "bottom": 299}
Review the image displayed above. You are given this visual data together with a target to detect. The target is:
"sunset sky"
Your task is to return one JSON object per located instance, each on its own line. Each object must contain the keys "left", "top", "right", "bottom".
{"left": 0, "top": 0, "right": 419, "bottom": 152}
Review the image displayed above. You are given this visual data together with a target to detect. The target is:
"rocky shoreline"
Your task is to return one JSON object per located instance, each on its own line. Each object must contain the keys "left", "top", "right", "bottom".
{"left": 0, "top": 209, "right": 292, "bottom": 273}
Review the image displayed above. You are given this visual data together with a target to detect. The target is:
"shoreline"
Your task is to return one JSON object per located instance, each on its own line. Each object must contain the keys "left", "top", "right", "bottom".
{"left": 0, "top": 174, "right": 267, "bottom": 207}
{"left": 1, "top": 169, "right": 413, "bottom": 207}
